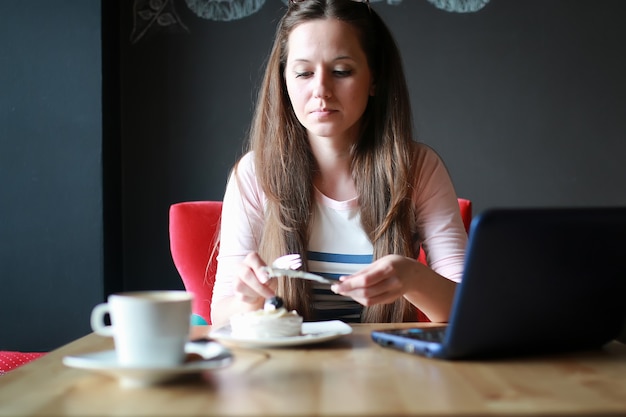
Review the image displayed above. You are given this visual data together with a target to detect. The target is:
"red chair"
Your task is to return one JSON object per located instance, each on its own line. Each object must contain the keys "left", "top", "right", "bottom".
{"left": 169, "top": 198, "right": 471, "bottom": 325}
{"left": 169, "top": 201, "right": 223, "bottom": 325}
{"left": 0, "top": 351, "right": 46, "bottom": 375}
{"left": 456, "top": 198, "right": 473, "bottom": 235}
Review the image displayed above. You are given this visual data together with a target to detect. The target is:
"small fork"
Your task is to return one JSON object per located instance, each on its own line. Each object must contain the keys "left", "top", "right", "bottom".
{"left": 261, "top": 253, "right": 338, "bottom": 285}
{"left": 272, "top": 253, "right": 303, "bottom": 270}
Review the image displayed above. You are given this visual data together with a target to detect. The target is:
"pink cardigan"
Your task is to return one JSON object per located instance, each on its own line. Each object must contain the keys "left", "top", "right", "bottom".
{"left": 213, "top": 143, "right": 467, "bottom": 303}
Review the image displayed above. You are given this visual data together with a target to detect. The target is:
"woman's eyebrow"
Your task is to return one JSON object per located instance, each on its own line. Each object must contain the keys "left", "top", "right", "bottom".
{"left": 289, "top": 55, "right": 356, "bottom": 64}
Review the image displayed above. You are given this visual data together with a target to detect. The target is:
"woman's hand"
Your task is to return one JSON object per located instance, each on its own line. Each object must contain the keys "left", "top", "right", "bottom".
{"left": 233, "top": 252, "right": 277, "bottom": 304}
{"left": 331, "top": 254, "right": 457, "bottom": 322}
{"left": 330, "top": 255, "right": 419, "bottom": 306}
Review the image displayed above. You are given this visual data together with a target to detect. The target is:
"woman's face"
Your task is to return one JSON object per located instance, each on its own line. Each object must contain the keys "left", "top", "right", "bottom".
{"left": 284, "top": 18, "right": 374, "bottom": 144}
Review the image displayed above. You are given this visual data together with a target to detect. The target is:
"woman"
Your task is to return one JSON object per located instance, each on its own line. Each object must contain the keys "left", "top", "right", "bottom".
{"left": 211, "top": 0, "right": 467, "bottom": 327}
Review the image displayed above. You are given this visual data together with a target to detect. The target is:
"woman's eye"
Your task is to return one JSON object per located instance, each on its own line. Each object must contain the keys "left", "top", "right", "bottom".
{"left": 295, "top": 71, "right": 313, "bottom": 78}
{"left": 334, "top": 70, "right": 352, "bottom": 77}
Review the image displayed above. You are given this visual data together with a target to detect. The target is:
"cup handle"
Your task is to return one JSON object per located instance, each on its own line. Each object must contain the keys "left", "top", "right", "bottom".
{"left": 90, "top": 302, "right": 114, "bottom": 337}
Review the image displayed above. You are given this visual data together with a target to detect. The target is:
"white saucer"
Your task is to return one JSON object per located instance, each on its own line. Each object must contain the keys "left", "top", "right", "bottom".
{"left": 210, "top": 320, "right": 353, "bottom": 348}
{"left": 63, "top": 341, "right": 232, "bottom": 388}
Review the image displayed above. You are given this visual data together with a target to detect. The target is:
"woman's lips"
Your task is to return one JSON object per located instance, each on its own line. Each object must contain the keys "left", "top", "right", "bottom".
{"left": 311, "top": 108, "right": 336, "bottom": 117}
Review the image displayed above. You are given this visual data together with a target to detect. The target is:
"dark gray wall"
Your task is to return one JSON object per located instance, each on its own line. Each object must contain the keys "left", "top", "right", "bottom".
{"left": 1, "top": 0, "right": 103, "bottom": 351}
{"left": 393, "top": 0, "right": 626, "bottom": 212}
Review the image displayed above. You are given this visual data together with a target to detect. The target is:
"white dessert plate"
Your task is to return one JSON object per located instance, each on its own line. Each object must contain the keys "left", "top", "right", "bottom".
{"left": 63, "top": 340, "right": 233, "bottom": 388}
{"left": 209, "top": 320, "right": 353, "bottom": 348}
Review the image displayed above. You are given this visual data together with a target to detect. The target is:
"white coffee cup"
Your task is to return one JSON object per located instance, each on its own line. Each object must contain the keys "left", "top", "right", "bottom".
{"left": 90, "top": 291, "right": 193, "bottom": 367}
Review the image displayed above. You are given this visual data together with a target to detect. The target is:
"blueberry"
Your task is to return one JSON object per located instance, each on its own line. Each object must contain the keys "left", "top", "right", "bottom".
{"left": 264, "top": 296, "right": 284, "bottom": 310}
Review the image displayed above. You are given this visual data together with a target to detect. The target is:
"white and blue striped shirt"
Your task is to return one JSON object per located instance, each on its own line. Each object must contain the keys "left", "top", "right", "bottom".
{"left": 306, "top": 190, "right": 373, "bottom": 321}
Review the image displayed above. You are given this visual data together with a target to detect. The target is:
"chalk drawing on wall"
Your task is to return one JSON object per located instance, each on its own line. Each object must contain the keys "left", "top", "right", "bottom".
{"left": 131, "top": 0, "right": 189, "bottom": 44}
{"left": 184, "top": 0, "right": 490, "bottom": 22}
{"left": 131, "top": 0, "right": 491, "bottom": 43}
{"left": 426, "top": 0, "right": 490, "bottom": 13}
{"left": 276, "top": 0, "right": 491, "bottom": 12}
{"left": 279, "top": 0, "right": 405, "bottom": 5}
{"left": 185, "top": 0, "right": 266, "bottom": 21}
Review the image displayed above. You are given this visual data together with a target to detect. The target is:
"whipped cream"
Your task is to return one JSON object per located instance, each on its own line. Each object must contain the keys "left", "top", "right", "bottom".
{"left": 230, "top": 305, "right": 303, "bottom": 339}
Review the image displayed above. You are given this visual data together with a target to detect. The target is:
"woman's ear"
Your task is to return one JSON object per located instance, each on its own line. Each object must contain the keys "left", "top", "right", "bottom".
{"left": 369, "top": 82, "right": 376, "bottom": 96}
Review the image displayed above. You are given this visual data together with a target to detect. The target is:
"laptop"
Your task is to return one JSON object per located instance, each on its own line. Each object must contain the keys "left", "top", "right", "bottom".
{"left": 371, "top": 207, "right": 626, "bottom": 360}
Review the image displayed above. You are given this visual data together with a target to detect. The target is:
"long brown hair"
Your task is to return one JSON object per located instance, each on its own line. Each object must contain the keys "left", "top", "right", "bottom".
{"left": 237, "top": 0, "right": 418, "bottom": 322}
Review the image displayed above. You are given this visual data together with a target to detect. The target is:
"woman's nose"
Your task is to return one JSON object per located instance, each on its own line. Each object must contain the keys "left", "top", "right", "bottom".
{"left": 313, "top": 73, "right": 332, "bottom": 99}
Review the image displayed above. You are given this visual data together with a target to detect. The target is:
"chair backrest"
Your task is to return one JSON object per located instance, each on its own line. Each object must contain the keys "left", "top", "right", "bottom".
{"left": 456, "top": 198, "right": 473, "bottom": 234}
{"left": 169, "top": 198, "right": 471, "bottom": 325}
{"left": 169, "top": 201, "right": 222, "bottom": 325}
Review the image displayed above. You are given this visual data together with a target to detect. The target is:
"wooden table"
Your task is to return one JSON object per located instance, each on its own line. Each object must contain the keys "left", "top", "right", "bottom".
{"left": 2, "top": 323, "right": 626, "bottom": 416}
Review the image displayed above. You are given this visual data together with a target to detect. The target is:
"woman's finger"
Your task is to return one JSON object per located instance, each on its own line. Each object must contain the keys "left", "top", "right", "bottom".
{"left": 234, "top": 254, "right": 276, "bottom": 300}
